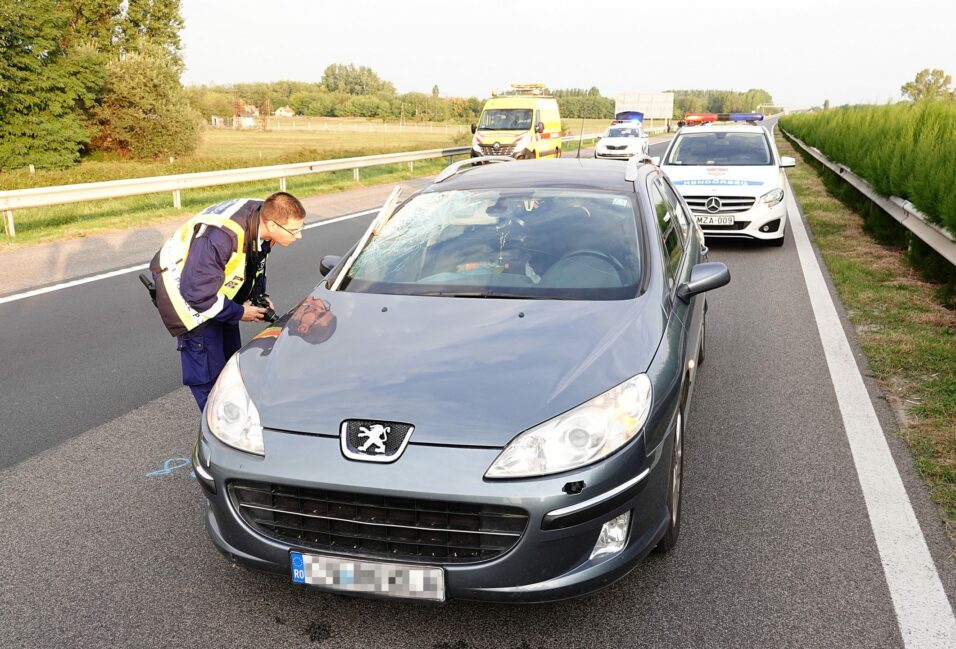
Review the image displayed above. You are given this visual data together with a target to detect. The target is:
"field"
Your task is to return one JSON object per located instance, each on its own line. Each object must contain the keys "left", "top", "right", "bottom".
{"left": 0, "top": 114, "right": 617, "bottom": 246}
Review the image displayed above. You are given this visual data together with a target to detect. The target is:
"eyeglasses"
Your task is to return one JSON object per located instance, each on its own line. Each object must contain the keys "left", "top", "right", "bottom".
{"left": 272, "top": 220, "right": 303, "bottom": 238}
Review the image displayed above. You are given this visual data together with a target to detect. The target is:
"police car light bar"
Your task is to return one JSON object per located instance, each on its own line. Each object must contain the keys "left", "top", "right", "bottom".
{"left": 684, "top": 112, "right": 764, "bottom": 125}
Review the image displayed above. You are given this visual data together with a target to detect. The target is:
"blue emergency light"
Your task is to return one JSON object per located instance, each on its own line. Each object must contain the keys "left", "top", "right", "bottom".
{"left": 613, "top": 111, "right": 644, "bottom": 124}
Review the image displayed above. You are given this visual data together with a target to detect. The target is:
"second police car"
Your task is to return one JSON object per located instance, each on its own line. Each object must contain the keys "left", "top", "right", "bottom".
{"left": 657, "top": 113, "right": 795, "bottom": 247}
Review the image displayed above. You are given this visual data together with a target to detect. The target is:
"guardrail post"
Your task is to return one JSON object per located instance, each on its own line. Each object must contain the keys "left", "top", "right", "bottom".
{"left": 172, "top": 190, "right": 182, "bottom": 209}
{"left": 279, "top": 177, "right": 287, "bottom": 192}
{"left": 3, "top": 210, "right": 14, "bottom": 237}
{"left": 408, "top": 160, "right": 414, "bottom": 172}
{"left": 353, "top": 168, "right": 360, "bottom": 181}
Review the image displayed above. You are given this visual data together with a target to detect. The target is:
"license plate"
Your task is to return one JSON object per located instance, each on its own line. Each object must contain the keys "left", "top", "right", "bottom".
{"left": 696, "top": 215, "right": 734, "bottom": 226}
{"left": 290, "top": 551, "right": 445, "bottom": 601}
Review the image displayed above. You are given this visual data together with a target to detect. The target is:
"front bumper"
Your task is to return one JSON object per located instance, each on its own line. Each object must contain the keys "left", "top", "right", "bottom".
{"left": 193, "top": 423, "right": 672, "bottom": 603}
{"left": 693, "top": 199, "right": 788, "bottom": 241}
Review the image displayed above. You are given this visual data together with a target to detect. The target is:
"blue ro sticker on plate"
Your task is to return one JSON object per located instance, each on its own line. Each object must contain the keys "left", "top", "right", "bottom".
{"left": 291, "top": 552, "right": 306, "bottom": 583}
{"left": 290, "top": 551, "right": 445, "bottom": 601}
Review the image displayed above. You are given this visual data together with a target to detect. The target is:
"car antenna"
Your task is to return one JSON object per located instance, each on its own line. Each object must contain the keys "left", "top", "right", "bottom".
{"left": 576, "top": 117, "right": 585, "bottom": 159}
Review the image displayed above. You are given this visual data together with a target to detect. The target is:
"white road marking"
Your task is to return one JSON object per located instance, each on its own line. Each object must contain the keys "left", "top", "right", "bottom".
{"left": 785, "top": 177, "right": 956, "bottom": 648}
{"left": 0, "top": 208, "right": 378, "bottom": 306}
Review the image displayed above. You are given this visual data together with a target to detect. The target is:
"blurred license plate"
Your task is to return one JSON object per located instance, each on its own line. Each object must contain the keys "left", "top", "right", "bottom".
{"left": 697, "top": 215, "right": 734, "bottom": 225}
{"left": 290, "top": 551, "right": 445, "bottom": 601}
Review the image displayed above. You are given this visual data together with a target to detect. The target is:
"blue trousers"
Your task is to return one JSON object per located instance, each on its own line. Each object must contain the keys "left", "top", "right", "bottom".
{"left": 177, "top": 321, "right": 242, "bottom": 411}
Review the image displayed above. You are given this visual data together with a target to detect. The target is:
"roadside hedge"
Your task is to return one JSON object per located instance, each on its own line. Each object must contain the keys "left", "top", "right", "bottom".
{"left": 780, "top": 102, "right": 956, "bottom": 236}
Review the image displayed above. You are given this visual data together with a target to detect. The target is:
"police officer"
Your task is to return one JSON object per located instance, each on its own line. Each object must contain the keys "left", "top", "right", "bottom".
{"left": 149, "top": 192, "right": 306, "bottom": 411}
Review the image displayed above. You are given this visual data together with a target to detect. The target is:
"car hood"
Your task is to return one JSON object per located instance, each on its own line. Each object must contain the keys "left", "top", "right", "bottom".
{"left": 474, "top": 130, "right": 526, "bottom": 145}
{"left": 239, "top": 287, "right": 665, "bottom": 447}
{"left": 662, "top": 165, "right": 781, "bottom": 195}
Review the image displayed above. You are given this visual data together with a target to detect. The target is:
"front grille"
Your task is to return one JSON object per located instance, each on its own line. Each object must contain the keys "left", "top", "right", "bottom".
{"left": 479, "top": 144, "right": 515, "bottom": 156}
{"left": 230, "top": 481, "right": 528, "bottom": 564}
{"left": 684, "top": 195, "right": 756, "bottom": 214}
{"left": 606, "top": 145, "right": 628, "bottom": 151}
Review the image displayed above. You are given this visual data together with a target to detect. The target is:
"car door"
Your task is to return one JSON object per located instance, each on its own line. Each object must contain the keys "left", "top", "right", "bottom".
{"left": 644, "top": 177, "right": 690, "bottom": 448}
{"left": 657, "top": 175, "right": 704, "bottom": 373}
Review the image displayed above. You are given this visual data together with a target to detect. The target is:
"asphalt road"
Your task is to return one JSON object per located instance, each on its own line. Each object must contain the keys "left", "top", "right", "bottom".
{"left": 1, "top": 134, "right": 953, "bottom": 648}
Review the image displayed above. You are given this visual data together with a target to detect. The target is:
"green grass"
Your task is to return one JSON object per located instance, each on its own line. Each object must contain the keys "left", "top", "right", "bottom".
{"left": 0, "top": 126, "right": 469, "bottom": 190}
{"left": 777, "top": 130, "right": 956, "bottom": 529}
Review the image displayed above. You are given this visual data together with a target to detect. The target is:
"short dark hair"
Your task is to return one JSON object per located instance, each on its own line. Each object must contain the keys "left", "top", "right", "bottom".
{"left": 262, "top": 192, "right": 305, "bottom": 224}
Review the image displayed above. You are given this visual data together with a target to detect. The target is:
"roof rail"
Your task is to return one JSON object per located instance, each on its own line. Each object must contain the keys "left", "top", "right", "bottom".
{"left": 434, "top": 156, "right": 515, "bottom": 183}
{"left": 624, "top": 155, "right": 654, "bottom": 181}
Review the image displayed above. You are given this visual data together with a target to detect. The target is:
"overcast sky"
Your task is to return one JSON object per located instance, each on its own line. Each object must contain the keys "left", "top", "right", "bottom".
{"left": 180, "top": 0, "right": 956, "bottom": 109}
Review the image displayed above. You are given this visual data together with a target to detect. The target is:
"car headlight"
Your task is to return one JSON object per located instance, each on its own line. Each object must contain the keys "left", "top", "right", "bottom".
{"left": 205, "top": 354, "right": 264, "bottom": 455}
{"left": 485, "top": 374, "right": 652, "bottom": 479}
{"left": 761, "top": 188, "right": 785, "bottom": 207}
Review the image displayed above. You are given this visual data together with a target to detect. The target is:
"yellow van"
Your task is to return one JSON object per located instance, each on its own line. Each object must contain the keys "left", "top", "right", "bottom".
{"left": 470, "top": 85, "right": 562, "bottom": 159}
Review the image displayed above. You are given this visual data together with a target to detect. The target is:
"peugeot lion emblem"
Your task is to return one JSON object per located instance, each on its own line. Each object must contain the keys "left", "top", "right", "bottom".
{"left": 341, "top": 420, "right": 414, "bottom": 463}
{"left": 358, "top": 424, "right": 389, "bottom": 454}
{"left": 705, "top": 197, "right": 722, "bottom": 213}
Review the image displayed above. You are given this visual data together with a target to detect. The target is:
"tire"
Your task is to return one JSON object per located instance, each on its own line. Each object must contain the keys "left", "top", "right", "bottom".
{"left": 657, "top": 407, "right": 684, "bottom": 553}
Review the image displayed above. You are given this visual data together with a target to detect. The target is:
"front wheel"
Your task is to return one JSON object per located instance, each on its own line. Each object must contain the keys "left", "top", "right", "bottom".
{"left": 657, "top": 408, "right": 684, "bottom": 553}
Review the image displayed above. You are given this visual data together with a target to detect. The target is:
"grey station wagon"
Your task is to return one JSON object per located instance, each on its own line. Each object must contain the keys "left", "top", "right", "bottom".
{"left": 191, "top": 155, "right": 730, "bottom": 602}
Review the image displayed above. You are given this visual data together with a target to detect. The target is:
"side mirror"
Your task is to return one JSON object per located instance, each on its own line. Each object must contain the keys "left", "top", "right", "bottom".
{"left": 470, "top": 123, "right": 477, "bottom": 134}
{"left": 320, "top": 254, "right": 342, "bottom": 276}
{"left": 650, "top": 156, "right": 661, "bottom": 165}
{"left": 676, "top": 262, "right": 730, "bottom": 303}
{"left": 595, "top": 135, "right": 602, "bottom": 141}
{"left": 780, "top": 156, "right": 796, "bottom": 168}
{"left": 535, "top": 122, "right": 544, "bottom": 134}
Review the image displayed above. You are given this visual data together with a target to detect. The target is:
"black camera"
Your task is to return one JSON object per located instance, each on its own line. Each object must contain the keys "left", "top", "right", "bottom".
{"left": 251, "top": 294, "right": 278, "bottom": 323}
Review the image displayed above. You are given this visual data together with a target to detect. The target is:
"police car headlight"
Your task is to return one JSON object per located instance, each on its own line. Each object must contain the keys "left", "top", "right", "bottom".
{"left": 485, "top": 374, "right": 652, "bottom": 479}
{"left": 205, "top": 354, "right": 264, "bottom": 456}
{"left": 761, "top": 188, "right": 785, "bottom": 207}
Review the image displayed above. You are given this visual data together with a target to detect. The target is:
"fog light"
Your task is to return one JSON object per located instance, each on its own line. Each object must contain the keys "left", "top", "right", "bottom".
{"left": 590, "top": 511, "right": 631, "bottom": 560}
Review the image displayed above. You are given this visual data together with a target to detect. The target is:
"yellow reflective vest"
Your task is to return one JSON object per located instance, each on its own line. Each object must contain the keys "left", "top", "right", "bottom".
{"left": 150, "top": 199, "right": 261, "bottom": 336}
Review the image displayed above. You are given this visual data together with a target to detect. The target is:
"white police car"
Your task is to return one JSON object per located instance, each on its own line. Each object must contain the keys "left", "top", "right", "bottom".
{"left": 658, "top": 114, "right": 795, "bottom": 246}
{"left": 594, "top": 123, "right": 649, "bottom": 160}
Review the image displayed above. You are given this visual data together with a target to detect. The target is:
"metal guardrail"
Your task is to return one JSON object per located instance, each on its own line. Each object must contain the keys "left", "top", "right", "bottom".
{"left": 0, "top": 133, "right": 602, "bottom": 237}
{"left": 783, "top": 130, "right": 956, "bottom": 267}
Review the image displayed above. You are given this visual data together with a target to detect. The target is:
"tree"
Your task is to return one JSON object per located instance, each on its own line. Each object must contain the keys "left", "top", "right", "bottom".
{"left": 901, "top": 69, "right": 953, "bottom": 102}
{"left": 120, "top": 0, "right": 185, "bottom": 57}
{"left": 432, "top": 84, "right": 439, "bottom": 98}
{"left": 93, "top": 42, "right": 200, "bottom": 158}
{"left": 321, "top": 64, "right": 395, "bottom": 95}
{"left": 823, "top": 99, "right": 830, "bottom": 111}
{"left": 0, "top": 1, "right": 106, "bottom": 169}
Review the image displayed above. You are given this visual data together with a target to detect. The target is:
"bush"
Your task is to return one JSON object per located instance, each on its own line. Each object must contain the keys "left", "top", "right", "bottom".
{"left": 94, "top": 43, "right": 202, "bottom": 158}
{"left": 781, "top": 103, "right": 956, "bottom": 235}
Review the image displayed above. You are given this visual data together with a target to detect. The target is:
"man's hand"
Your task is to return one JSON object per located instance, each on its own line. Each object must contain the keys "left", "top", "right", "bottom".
{"left": 241, "top": 301, "right": 267, "bottom": 322}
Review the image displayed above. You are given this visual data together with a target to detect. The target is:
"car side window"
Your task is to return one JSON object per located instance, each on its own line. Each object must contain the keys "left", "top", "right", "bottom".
{"left": 648, "top": 182, "right": 683, "bottom": 289}
{"left": 657, "top": 179, "right": 690, "bottom": 241}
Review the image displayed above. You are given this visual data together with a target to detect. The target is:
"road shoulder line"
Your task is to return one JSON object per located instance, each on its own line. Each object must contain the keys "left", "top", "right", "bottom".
{"left": 786, "top": 176, "right": 956, "bottom": 647}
